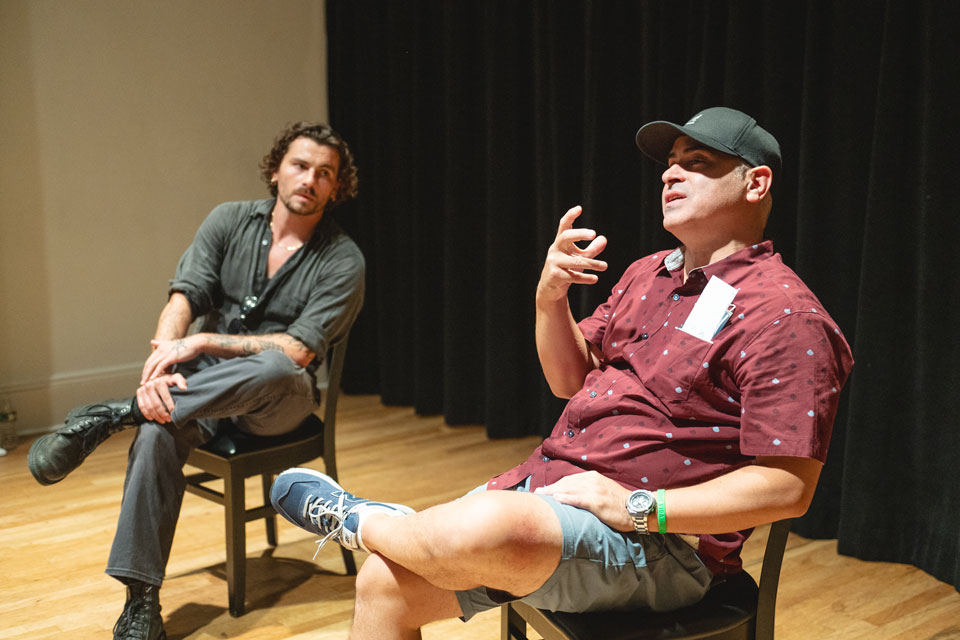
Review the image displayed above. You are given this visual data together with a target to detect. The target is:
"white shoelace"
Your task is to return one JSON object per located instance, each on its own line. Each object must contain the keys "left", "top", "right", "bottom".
{"left": 303, "top": 491, "right": 349, "bottom": 560}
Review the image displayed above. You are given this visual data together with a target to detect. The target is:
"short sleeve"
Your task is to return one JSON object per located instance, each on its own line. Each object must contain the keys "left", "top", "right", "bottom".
{"left": 734, "top": 311, "right": 853, "bottom": 461}
{"left": 578, "top": 260, "right": 649, "bottom": 349}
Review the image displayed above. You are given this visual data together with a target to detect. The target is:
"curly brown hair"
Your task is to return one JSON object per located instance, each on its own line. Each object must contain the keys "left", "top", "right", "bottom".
{"left": 259, "top": 122, "right": 359, "bottom": 209}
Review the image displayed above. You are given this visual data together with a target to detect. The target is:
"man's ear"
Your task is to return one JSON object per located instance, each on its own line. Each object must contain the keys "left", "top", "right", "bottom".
{"left": 745, "top": 165, "right": 773, "bottom": 203}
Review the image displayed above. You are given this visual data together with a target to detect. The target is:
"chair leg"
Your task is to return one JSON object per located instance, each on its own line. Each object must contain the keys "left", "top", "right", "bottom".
{"left": 501, "top": 603, "right": 529, "bottom": 640}
{"left": 224, "top": 471, "right": 247, "bottom": 617}
{"left": 261, "top": 473, "right": 278, "bottom": 547}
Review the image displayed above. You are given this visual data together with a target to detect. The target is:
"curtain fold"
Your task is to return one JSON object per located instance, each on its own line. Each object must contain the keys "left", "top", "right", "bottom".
{"left": 327, "top": 0, "right": 959, "bottom": 591}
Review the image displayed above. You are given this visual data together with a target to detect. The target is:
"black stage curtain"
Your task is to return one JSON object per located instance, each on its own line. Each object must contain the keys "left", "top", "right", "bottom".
{"left": 327, "top": 1, "right": 960, "bottom": 592}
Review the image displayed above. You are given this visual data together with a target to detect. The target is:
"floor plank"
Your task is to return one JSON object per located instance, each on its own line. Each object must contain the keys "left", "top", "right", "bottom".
{"left": 0, "top": 393, "right": 957, "bottom": 639}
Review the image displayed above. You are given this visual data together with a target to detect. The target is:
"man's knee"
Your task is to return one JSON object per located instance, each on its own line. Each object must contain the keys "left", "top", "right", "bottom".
{"left": 354, "top": 554, "right": 463, "bottom": 630}
{"left": 130, "top": 421, "right": 204, "bottom": 467}
{"left": 130, "top": 423, "right": 176, "bottom": 458}
{"left": 437, "top": 491, "right": 563, "bottom": 563}
{"left": 247, "top": 349, "right": 301, "bottom": 381}
{"left": 354, "top": 555, "right": 415, "bottom": 626}
{"left": 355, "top": 554, "right": 396, "bottom": 602}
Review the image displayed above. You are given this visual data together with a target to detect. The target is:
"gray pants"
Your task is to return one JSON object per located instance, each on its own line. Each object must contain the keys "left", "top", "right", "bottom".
{"left": 105, "top": 351, "right": 320, "bottom": 586}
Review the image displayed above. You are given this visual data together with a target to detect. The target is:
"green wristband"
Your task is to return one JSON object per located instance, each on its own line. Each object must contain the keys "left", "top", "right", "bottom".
{"left": 657, "top": 488, "right": 667, "bottom": 534}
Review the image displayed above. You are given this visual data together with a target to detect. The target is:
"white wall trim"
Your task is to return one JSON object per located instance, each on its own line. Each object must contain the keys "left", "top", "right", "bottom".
{"left": 0, "top": 362, "right": 143, "bottom": 394}
{"left": 0, "top": 363, "right": 142, "bottom": 436}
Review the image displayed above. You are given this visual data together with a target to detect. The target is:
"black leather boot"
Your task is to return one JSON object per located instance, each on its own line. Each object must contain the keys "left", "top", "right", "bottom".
{"left": 28, "top": 399, "right": 139, "bottom": 485}
{"left": 113, "top": 582, "right": 166, "bottom": 640}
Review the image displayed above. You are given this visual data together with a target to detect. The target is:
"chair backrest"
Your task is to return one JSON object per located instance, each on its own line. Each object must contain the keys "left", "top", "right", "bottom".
{"left": 320, "top": 335, "right": 349, "bottom": 476}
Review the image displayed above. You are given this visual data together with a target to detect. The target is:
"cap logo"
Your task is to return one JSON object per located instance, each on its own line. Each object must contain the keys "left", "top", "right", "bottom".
{"left": 685, "top": 114, "right": 703, "bottom": 126}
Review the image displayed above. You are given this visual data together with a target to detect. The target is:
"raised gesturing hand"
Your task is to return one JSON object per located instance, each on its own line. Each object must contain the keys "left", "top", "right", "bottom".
{"left": 537, "top": 206, "right": 608, "bottom": 304}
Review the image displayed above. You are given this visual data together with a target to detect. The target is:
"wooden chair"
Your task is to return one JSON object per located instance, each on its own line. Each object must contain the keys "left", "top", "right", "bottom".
{"left": 501, "top": 519, "right": 792, "bottom": 640}
{"left": 184, "top": 337, "right": 356, "bottom": 617}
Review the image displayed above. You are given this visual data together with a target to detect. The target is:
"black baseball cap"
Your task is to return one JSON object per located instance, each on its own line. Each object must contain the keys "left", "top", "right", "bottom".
{"left": 635, "top": 107, "right": 781, "bottom": 175}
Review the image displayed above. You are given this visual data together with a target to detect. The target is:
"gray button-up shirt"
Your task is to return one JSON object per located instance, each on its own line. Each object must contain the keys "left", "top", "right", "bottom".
{"left": 169, "top": 199, "right": 365, "bottom": 370}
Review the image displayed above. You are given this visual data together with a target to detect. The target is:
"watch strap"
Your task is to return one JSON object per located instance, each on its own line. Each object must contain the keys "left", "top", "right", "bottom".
{"left": 631, "top": 510, "right": 650, "bottom": 534}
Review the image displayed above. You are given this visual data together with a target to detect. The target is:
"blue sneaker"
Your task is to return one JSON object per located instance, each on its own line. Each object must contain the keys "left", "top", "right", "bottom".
{"left": 270, "top": 467, "right": 414, "bottom": 552}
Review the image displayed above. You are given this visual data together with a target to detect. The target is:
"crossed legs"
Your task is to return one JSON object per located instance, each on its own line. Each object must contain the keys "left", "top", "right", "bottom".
{"left": 331, "top": 489, "right": 563, "bottom": 639}
{"left": 272, "top": 468, "right": 717, "bottom": 638}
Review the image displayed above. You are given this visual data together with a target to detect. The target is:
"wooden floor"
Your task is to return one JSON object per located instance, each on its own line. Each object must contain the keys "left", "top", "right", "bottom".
{"left": 1, "top": 393, "right": 958, "bottom": 639}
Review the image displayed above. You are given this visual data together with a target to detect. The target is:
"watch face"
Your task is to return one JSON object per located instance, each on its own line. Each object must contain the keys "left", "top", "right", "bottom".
{"left": 628, "top": 490, "right": 655, "bottom": 514}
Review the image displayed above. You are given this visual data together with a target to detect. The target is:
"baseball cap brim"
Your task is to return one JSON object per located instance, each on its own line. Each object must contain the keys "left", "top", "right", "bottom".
{"left": 635, "top": 121, "right": 743, "bottom": 166}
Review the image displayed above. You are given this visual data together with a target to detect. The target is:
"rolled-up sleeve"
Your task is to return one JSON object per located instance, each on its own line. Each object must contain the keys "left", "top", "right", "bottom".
{"left": 169, "top": 204, "right": 233, "bottom": 317}
{"left": 285, "top": 240, "right": 365, "bottom": 363}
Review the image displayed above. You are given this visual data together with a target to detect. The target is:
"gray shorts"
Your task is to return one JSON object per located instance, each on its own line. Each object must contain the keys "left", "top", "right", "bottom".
{"left": 455, "top": 479, "right": 713, "bottom": 621}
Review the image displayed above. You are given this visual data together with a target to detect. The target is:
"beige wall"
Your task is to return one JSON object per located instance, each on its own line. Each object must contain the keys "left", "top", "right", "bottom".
{"left": 0, "top": 0, "right": 329, "bottom": 434}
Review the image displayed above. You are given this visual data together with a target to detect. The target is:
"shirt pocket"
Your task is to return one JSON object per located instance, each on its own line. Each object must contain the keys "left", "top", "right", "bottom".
{"left": 263, "top": 284, "right": 310, "bottom": 328}
{"left": 638, "top": 328, "right": 713, "bottom": 405}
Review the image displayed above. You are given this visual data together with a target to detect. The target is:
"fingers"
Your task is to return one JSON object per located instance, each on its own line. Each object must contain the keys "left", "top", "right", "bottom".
{"left": 534, "top": 472, "right": 633, "bottom": 531}
{"left": 141, "top": 352, "right": 158, "bottom": 385}
{"left": 536, "top": 470, "right": 605, "bottom": 495}
{"left": 135, "top": 375, "right": 187, "bottom": 424}
{"left": 555, "top": 205, "right": 584, "bottom": 235}
{"left": 170, "top": 373, "right": 188, "bottom": 390}
{"left": 141, "top": 345, "right": 171, "bottom": 384}
{"left": 538, "top": 208, "right": 608, "bottom": 302}
{"left": 579, "top": 234, "right": 608, "bottom": 261}
{"left": 535, "top": 478, "right": 591, "bottom": 509}
{"left": 551, "top": 208, "right": 608, "bottom": 271}
{"left": 136, "top": 383, "right": 167, "bottom": 424}
{"left": 553, "top": 244, "right": 608, "bottom": 273}
{"left": 141, "top": 339, "right": 193, "bottom": 384}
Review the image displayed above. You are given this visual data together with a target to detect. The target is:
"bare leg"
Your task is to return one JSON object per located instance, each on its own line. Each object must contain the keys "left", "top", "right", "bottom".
{"left": 350, "top": 554, "right": 462, "bottom": 640}
{"left": 350, "top": 490, "right": 563, "bottom": 637}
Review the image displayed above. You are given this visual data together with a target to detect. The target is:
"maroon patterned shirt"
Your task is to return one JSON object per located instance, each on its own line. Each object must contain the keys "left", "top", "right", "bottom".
{"left": 488, "top": 241, "right": 854, "bottom": 575}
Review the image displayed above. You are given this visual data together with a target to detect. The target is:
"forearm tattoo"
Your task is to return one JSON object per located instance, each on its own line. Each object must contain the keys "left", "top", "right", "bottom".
{"left": 203, "top": 333, "right": 310, "bottom": 359}
{"left": 171, "top": 339, "right": 189, "bottom": 357}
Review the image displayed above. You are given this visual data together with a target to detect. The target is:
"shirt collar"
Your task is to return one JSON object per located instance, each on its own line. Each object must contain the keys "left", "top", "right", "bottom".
{"left": 662, "top": 241, "right": 773, "bottom": 273}
{"left": 700, "top": 241, "right": 775, "bottom": 280}
{"left": 256, "top": 198, "right": 337, "bottom": 245}
{"left": 664, "top": 247, "right": 685, "bottom": 271}
{"left": 249, "top": 198, "right": 276, "bottom": 218}
{"left": 659, "top": 241, "right": 776, "bottom": 291}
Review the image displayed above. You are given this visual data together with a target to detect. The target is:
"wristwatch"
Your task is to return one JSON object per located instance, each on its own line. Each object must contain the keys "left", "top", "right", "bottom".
{"left": 626, "top": 489, "right": 657, "bottom": 534}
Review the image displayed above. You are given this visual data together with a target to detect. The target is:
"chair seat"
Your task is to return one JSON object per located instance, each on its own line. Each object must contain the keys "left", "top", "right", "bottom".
{"left": 199, "top": 415, "right": 324, "bottom": 458}
{"left": 515, "top": 571, "right": 758, "bottom": 640}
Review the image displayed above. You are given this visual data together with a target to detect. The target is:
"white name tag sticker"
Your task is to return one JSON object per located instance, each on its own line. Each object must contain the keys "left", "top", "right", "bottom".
{"left": 680, "top": 276, "right": 738, "bottom": 342}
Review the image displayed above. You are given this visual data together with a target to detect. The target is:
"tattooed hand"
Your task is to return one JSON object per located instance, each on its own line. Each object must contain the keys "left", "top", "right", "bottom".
{"left": 141, "top": 336, "right": 201, "bottom": 384}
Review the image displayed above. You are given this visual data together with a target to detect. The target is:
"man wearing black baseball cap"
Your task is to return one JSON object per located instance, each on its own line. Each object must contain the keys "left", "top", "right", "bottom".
{"left": 636, "top": 106, "right": 782, "bottom": 176}
{"left": 629, "top": 106, "right": 783, "bottom": 281}
{"left": 270, "top": 107, "right": 853, "bottom": 637}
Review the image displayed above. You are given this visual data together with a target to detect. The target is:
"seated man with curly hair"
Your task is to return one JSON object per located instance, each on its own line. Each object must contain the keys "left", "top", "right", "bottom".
{"left": 28, "top": 122, "right": 366, "bottom": 640}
